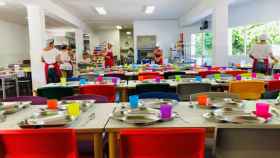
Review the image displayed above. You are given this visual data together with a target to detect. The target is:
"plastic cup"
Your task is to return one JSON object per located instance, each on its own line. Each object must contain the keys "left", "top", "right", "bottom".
{"left": 252, "top": 73, "right": 257, "bottom": 79}
{"left": 155, "top": 76, "right": 161, "bottom": 83}
{"left": 236, "top": 75, "right": 242, "bottom": 80}
{"left": 96, "top": 76, "right": 103, "bottom": 82}
{"left": 273, "top": 74, "right": 280, "bottom": 80}
{"left": 256, "top": 103, "right": 269, "bottom": 117}
{"left": 214, "top": 74, "right": 221, "bottom": 80}
{"left": 175, "top": 75, "right": 181, "bottom": 82}
{"left": 197, "top": 95, "right": 208, "bottom": 106}
{"left": 160, "top": 104, "right": 172, "bottom": 119}
{"left": 112, "top": 77, "right": 118, "bottom": 85}
{"left": 60, "top": 77, "right": 67, "bottom": 86}
{"left": 195, "top": 76, "right": 202, "bottom": 82}
{"left": 47, "top": 99, "right": 58, "bottom": 109}
{"left": 67, "top": 103, "right": 80, "bottom": 117}
{"left": 79, "top": 78, "right": 87, "bottom": 85}
{"left": 129, "top": 95, "right": 139, "bottom": 109}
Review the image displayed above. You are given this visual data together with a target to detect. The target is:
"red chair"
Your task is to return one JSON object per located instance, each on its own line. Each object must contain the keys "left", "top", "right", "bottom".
{"left": 224, "top": 70, "right": 248, "bottom": 77}
{"left": 198, "top": 70, "right": 220, "bottom": 78}
{"left": 0, "top": 128, "right": 78, "bottom": 158}
{"left": 267, "top": 80, "right": 280, "bottom": 92}
{"left": 138, "top": 72, "right": 162, "bottom": 81}
{"left": 80, "top": 85, "right": 116, "bottom": 102}
{"left": 120, "top": 128, "right": 205, "bottom": 158}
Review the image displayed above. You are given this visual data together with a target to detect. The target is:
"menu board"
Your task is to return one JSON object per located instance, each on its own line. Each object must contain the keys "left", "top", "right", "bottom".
{"left": 137, "top": 35, "right": 156, "bottom": 49}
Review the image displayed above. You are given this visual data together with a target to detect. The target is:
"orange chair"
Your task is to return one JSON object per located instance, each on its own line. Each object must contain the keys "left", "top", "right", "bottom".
{"left": 138, "top": 72, "right": 162, "bottom": 81}
{"left": 80, "top": 85, "right": 116, "bottom": 102}
{"left": 224, "top": 70, "right": 248, "bottom": 77}
{"left": 229, "top": 80, "right": 265, "bottom": 100}
{"left": 0, "top": 129, "right": 78, "bottom": 158}
{"left": 120, "top": 128, "right": 205, "bottom": 158}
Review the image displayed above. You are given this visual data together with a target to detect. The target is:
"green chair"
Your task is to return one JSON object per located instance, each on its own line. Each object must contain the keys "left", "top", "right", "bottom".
{"left": 37, "top": 87, "right": 74, "bottom": 100}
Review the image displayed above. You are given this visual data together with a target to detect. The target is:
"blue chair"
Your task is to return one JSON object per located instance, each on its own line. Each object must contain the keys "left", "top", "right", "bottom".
{"left": 139, "top": 92, "right": 180, "bottom": 101}
{"left": 67, "top": 77, "right": 80, "bottom": 82}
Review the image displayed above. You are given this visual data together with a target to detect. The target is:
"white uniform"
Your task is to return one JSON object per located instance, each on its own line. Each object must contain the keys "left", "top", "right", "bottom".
{"left": 42, "top": 48, "right": 60, "bottom": 67}
{"left": 249, "top": 44, "right": 272, "bottom": 60}
{"left": 60, "top": 50, "right": 72, "bottom": 70}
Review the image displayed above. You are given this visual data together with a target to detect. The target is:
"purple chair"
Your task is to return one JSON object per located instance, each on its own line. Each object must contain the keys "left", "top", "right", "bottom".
{"left": 62, "top": 94, "right": 109, "bottom": 103}
{"left": 4, "top": 96, "right": 47, "bottom": 105}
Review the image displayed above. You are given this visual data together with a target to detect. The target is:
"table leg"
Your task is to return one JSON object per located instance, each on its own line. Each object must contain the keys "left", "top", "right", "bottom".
{"left": 94, "top": 133, "right": 103, "bottom": 158}
{"left": 2, "top": 78, "right": 5, "bottom": 99}
{"left": 109, "top": 132, "right": 118, "bottom": 158}
{"left": 15, "top": 77, "right": 19, "bottom": 97}
{"left": 120, "top": 88, "right": 127, "bottom": 102}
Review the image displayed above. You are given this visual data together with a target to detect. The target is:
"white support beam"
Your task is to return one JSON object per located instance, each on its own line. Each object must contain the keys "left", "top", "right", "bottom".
{"left": 212, "top": 0, "right": 229, "bottom": 66}
{"left": 26, "top": 5, "right": 46, "bottom": 89}
{"left": 75, "top": 29, "right": 84, "bottom": 63}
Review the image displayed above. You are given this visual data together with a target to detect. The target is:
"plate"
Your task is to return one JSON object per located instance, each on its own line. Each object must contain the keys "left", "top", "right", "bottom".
{"left": 202, "top": 112, "right": 229, "bottom": 123}
{"left": 252, "top": 111, "right": 273, "bottom": 120}
{"left": 230, "top": 115, "right": 266, "bottom": 124}
{"left": 140, "top": 99, "right": 178, "bottom": 109}
{"left": 214, "top": 107, "right": 248, "bottom": 116}
{"left": 0, "top": 101, "right": 31, "bottom": 114}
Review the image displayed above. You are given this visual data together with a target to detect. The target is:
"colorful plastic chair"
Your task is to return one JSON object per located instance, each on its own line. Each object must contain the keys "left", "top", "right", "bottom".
{"left": 104, "top": 73, "right": 126, "bottom": 80}
{"left": 177, "top": 83, "right": 211, "bottom": 101}
{"left": 136, "top": 83, "right": 170, "bottom": 94}
{"left": 0, "top": 128, "right": 78, "bottom": 158}
{"left": 198, "top": 70, "right": 220, "bottom": 78}
{"left": 163, "top": 71, "right": 186, "bottom": 79}
{"left": 120, "top": 128, "right": 205, "bottom": 158}
{"left": 229, "top": 80, "right": 265, "bottom": 100}
{"left": 4, "top": 96, "right": 47, "bottom": 105}
{"left": 138, "top": 72, "right": 162, "bottom": 81}
{"left": 139, "top": 92, "right": 180, "bottom": 101}
{"left": 267, "top": 80, "right": 280, "bottom": 92}
{"left": 224, "top": 70, "right": 247, "bottom": 77}
{"left": 37, "top": 87, "right": 74, "bottom": 100}
{"left": 80, "top": 85, "right": 116, "bottom": 102}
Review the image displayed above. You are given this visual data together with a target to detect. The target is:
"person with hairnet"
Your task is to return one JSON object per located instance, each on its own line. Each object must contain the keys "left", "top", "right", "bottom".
{"left": 249, "top": 33, "right": 278, "bottom": 74}
{"left": 41, "top": 39, "right": 61, "bottom": 83}
{"left": 153, "top": 44, "right": 163, "bottom": 65}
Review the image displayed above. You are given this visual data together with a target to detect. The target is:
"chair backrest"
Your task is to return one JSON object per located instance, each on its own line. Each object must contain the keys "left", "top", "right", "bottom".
{"left": 104, "top": 73, "right": 126, "bottom": 80}
{"left": 229, "top": 80, "right": 265, "bottom": 100}
{"left": 224, "top": 70, "right": 247, "bottom": 77}
{"left": 139, "top": 92, "right": 179, "bottom": 101}
{"left": 177, "top": 83, "right": 211, "bottom": 101}
{"left": 138, "top": 72, "right": 161, "bottom": 81}
{"left": 190, "top": 92, "right": 240, "bottom": 102}
{"left": 4, "top": 96, "right": 47, "bottom": 105}
{"left": 136, "top": 83, "right": 170, "bottom": 94}
{"left": 198, "top": 70, "right": 220, "bottom": 78}
{"left": 120, "top": 128, "right": 205, "bottom": 158}
{"left": 0, "top": 128, "right": 78, "bottom": 158}
{"left": 164, "top": 71, "right": 186, "bottom": 79}
{"left": 206, "top": 73, "right": 233, "bottom": 79}
{"left": 267, "top": 80, "right": 280, "bottom": 92}
{"left": 62, "top": 94, "right": 109, "bottom": 103}
{"left": 37, "top": 87, "right": 74, "bottom": 100}
{"left": 79, "top": 85, "right": 116, "bottom": 102}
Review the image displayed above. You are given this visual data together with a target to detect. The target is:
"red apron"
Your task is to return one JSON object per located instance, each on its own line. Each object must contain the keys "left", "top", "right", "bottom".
{"left": 252, "top": 58, "right": 269, "bottom": 74}
{"left": 44, "top": 63, "right": 61, "bottom": 82}
{"left": 105, "top": 51, "right": 114, "bottom": 68}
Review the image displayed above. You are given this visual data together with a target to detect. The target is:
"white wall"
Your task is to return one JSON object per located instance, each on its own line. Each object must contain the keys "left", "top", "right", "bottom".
{"left": 0, "top": 20, "right": 29, "bottom": 67}
{"left": 133, "top": 20, "right": 180, "bottom": 61}
{"left": 95, "top": 29, "right": 120, "bottom": 58}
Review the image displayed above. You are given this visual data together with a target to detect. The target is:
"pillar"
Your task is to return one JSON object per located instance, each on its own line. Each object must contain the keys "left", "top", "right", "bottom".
{"left": 26, "top": 5, "right": 46, "bottom": 90}
{"left": 212, "top": 0, "right": 229, "bottom": 66}
{"left": 75, "top": 29, "right": 84, "bottom": 63}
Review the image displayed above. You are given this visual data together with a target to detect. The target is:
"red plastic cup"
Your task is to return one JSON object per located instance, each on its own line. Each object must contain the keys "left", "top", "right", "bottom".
{"left": 47, "top": 99, "right": 58, "bottom": 109}
{"left": 197, "top": 95, "right": 208, "bottom": 106}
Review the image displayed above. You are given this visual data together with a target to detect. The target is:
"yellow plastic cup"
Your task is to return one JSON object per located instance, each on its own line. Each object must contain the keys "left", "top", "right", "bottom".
{"left": 60, "top": 77, "right": 67, "bottom": 86}
{"left": 67, "top": 103, "right": 80, "bottom": 117}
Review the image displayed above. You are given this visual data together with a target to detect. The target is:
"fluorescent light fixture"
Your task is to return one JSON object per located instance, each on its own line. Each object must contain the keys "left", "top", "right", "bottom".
{"left": 145, "top": 6, "right": 155, "bottom": 14}
{"left": 126, "top": 31, "right": 132, "bottom": 35}
{"left": 95, "top": 7, "right": 107, "bottom": 15}
{"left": 116, "top": 25, "right": 122, "bottom": 30}
{"left": 0, "top": 1, "right": 6, "bottom": 6}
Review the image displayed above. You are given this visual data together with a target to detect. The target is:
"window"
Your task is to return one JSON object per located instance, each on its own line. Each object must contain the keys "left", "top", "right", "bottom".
{"left": 191, "top": 32, "right": 213, "bottom": 65}
{"left": 231, "top": 21, "right": 280, "bottom": 57}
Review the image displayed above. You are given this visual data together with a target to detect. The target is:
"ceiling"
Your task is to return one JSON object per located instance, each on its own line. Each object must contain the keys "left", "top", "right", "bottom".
{"left": 52, "top": 0, "right": 200, "bottom": 30}
{"left": 0, "top": 1, "right": 73, "bottom": 29}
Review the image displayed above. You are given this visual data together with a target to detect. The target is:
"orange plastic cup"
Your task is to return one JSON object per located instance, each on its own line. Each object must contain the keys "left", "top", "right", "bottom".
{"left": 197, "top": 95, "right": 208, "bottom": 106}
{"left": 47, "top": 99, "right": 58, "bottom": 109}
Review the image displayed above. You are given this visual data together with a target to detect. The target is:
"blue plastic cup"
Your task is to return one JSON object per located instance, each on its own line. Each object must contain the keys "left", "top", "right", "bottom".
{"left": 195, "top": 76, "right": 202, "bottom": 82}
{"left": 79, "top": 78, "right": 87, "bottom": 85}
{"left": 129, "top": 95, "right": 139, "bottom": 109}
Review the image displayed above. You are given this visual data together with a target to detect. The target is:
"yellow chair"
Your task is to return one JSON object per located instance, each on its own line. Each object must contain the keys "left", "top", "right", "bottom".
{"left": 229, "top": 80, "right": 265, "bottom": 100}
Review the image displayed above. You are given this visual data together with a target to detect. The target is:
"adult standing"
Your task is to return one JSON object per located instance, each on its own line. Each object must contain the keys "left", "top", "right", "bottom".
{"left": 153, "top": 45, "right": 163, "bottom": 65}
{"left": 41, "top": 39, "right": 61, "bottom": 83}
{"left": 60, "top": 45, "right": 73, "bottom": 78}
{"left": 249, "top": 34, "right": 278, "bottom": 74}
{"left": 105, "top": 43, "right": 114, "bottom": 68}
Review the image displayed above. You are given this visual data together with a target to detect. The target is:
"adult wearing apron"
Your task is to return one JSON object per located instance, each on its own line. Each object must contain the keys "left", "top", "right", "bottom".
{"left": 153, "top": 45, "right": 163, "bottom": 65}
{"left": 42, "top": 39, "right": 61, "bottom": 83}
{"left": 60, "top": 45, "right": 73, "bottom": 78}
{"left": 249, "top": 34, "right": 278, "bottom": 75}
{"left": 105, "top": 43, "right": 114, "bottom": 68}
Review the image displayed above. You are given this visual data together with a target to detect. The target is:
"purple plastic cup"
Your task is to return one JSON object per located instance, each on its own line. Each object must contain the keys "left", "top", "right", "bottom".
{"left": 112, "top": 77, "right": 118, "bottom": 85}
{"left": 155, "top": 76, "right": 161, "bottom": 83}
{"left": 236, "top": 75, "right": 242, "bottom": 80}
{"left": 252, "top": 73, "right": 257, "bottom": 79}
{"left": 160, "top": 104, "right": 172, "bottom": 120}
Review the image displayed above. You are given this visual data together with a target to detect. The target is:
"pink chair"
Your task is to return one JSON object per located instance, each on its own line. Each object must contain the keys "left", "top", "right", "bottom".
{"left": 120, "top": 128, "right": 205, "bottom": 158}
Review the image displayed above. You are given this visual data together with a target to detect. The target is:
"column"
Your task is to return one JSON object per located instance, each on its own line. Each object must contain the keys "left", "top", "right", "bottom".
{"left": 212, "top": 0, "right": 229, "bottom": 66}
{"left": 75, "top": 29, "right": 84, "bottom": 63}
{"left": 26, "top": 5, "right": 46, "bottom": 90}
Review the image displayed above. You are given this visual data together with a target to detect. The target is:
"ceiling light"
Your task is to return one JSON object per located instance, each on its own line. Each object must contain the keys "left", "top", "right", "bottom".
{"left": 0, "top": 1, "right": 7, "bottom": 6}
{"left": 145, "top": 6, "right": 155, "bottom": 14}
{"left": 116, "top": 25, "right": 122, "bottom": 30}
{"left": 95, "top": 7, "right": 107, "bottom": 15}
{"left": 126, "top": 31, "right": 132, "bottom": 35}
